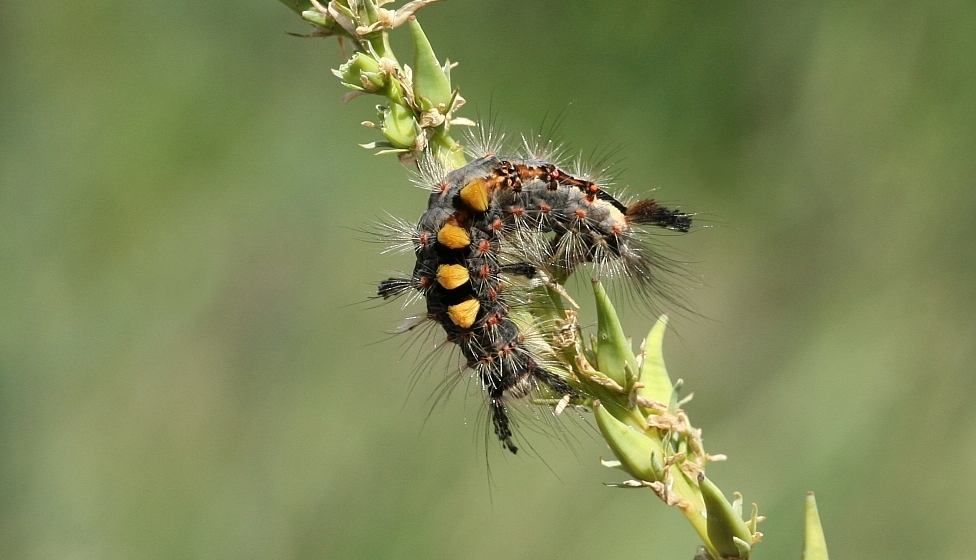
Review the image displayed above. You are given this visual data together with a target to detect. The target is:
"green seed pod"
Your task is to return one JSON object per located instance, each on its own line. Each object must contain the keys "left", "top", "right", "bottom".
{"left": 593, "top": 280, "right": 639, "bottom": 388}
{"left": 593, "top": 402, "right": 665, "bottom": 482}
{"left": 381, "top": 103, "right": 420, "bottom": 149}
{"left": 409, "top": 18, "right": 452, "bottom": 112}
{"left": 699, "top": 473, "right": 753, "bottom": 558}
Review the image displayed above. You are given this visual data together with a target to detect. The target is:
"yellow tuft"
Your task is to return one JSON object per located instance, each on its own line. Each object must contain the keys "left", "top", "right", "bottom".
{"left": 436, "top": 223, "right": 471, "bottom": 249}
{"left": 459, "top": 178, "right": 491, "bottom": 212}
{"left": 436, "top": 264, "right": 470, "bottom": 290}
{"left": 447, "top": 298, "right": 480, "bottom": 328}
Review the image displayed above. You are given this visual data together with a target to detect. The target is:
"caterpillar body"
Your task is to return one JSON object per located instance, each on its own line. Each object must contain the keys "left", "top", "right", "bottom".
{"left": 378, "top": 150, "right": 692, "bottom": 453}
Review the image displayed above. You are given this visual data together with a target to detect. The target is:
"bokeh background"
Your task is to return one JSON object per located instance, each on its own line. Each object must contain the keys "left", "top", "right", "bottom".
{"left": 2, "top": 1, "right": 975, "bottom": 558}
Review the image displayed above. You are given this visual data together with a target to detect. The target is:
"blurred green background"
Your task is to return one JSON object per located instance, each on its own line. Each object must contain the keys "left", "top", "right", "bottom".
{"left": 2, "top": 1, "right": 975, "bottom": 558}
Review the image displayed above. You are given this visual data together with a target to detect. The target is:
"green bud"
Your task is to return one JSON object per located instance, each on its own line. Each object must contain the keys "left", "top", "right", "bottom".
{"left": 593, "top": 401, "right": 665, "bottom": 482}
{"left": 592, "top": 279, "right": 639, "bottom": 388}
{"left": 301, "top": 9, "right": 330, "bottom": 27}
{"left": 699, "top": 473, "right": 753, "bottom": 558}
{"left": 330, "top": 1, "right": 357, "bottom": 22}
{"left": 803, "top": 492, "right": 830, "bottom": 560}
{"left": 361, "top": 0, "right": 380, "bottom": 25}
{"left": 668, "top": 379, "right": 683, "bottom": 414}
{"left": 335, "top": 52, "right": 385, "bottom": 92}
{"left": 649, "top": 450, "right": 666, "bottom": 477}
{"left": 409, "top": 18, "right": 452, "bottom": 112}
{"left": 381, "top": 103, "right": 420, "bottom": 149}
{"left": 637, "top": 315, "right": 674, "bottom": 405}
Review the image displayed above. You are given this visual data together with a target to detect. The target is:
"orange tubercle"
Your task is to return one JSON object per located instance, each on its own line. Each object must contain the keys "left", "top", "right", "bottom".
{"left": 459, "top": 178, "right": 491, "bottom": 212}
{"left": 447, "top": 298, "right": 480, "bottom": 328}
{"left": 436, "top": 223, "right": 472, "bottom": 249}
{"left": 436, "top": 264, "right": 471, "bottom": 290}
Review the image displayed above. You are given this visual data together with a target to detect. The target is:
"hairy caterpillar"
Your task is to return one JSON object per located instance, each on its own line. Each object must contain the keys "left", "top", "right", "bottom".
{"left": 378, "top": 135, "right": 692, "bottom": 453}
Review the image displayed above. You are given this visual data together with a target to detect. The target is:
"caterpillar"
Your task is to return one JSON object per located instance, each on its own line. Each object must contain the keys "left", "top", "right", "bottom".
{"left": 377, "top": 137, "right": 692, "bottom": 454}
